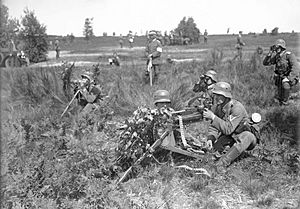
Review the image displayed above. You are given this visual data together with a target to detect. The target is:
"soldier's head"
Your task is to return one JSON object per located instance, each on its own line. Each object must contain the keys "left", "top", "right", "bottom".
{"left": 212, "top": 82, "right": 232, "bottom": 105}
{"left": 148, "top": 30, "right": 157, "bottom": 40}
{"left": 256, "top": 46, "right": 263, "bottom": 55}
{"left": 153, "top": 90, "right": 171, "bottom": 108}
{"left": 204, "top": 70, "right": 217, "bottom": 85}
{"left": 81, "top": 74, "right": 92, "bottom": 86}
{"left": 275, "top": 39, "right": 286, "bottom": 50}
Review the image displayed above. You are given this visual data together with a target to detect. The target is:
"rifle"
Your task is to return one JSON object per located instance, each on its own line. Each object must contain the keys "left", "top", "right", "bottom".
{"left": 60, "top": 90, "right": 80, "bottom": 118}
{"left": 147, "top": 57, "right": 153, "bottom": 86}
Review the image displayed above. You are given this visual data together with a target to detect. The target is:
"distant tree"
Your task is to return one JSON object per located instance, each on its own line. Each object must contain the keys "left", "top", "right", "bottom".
{"left": 19, "top": 9, "right": 48, "bottom": 63}
{"left": 113, "top": 32, "right": 115, "bottom": 36}
{"left": 103, "top": 32, "right": 107, "bottom": 37}
{"left": 271, "top": 27, "right": 279, "bottom": 35}
{"left": 1, "top": 4, "right": 20, "bottom": 44}
{"left": 174, "top": 17, "right": 200, "bottom": 43}
{"left": 83, "top": 18, "right": 94, "bottom": 41}
{"left": 67, "top": 33, "right": 75, "bottom": 43}
{"left": 262, "top": 29, "right": 267, "bottom": 35}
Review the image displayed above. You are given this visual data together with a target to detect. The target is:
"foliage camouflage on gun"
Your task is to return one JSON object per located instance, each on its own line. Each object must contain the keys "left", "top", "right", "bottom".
{"left": 114, "top": 105, "right": 209, "bottom": 184}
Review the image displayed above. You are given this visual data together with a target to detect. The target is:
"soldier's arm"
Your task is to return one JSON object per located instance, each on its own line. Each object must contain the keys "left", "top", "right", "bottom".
{"left": 150, "top": 41, "right": 163, "bottom": 58}
{"left": 210, "top": 105, "right": 245, "bottom": 135}
{"left": 287, "top": 52, "right": 300, "bottom": 81}
{"left": 263, "top": 48, "right": 277, "bottom": 66}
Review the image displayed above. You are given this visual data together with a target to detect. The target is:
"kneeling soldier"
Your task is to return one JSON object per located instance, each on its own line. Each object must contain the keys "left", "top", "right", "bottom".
{"left": 203, "top": 82, "right": 260, "bottom": 172}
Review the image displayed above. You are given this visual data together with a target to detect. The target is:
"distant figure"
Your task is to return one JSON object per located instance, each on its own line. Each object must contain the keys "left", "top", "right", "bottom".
{"left": 251, "top": 46, "right": 264, "bottom": 67}
{"left": 108, "top": 52, "right": 120, "bottom": 66}
{"left": 227, "top": 28, "right": 230, "bottom": 34}
{"left": 204, "top": 29, "right": 208, "bottom": 44}
{"left": 145, "top": 30, "right": 163, "bottom": 83}
{"left": 128, "top": 31, "right": 134, "bottom": 48}
{"left": 233, "top": 31, "right": 245, "bottom": 61}
{"left": 55, "top": 40, "right": 60, "bottom": 59}
{"left": 119, "top": 36, "right": 124, "bottom": 48}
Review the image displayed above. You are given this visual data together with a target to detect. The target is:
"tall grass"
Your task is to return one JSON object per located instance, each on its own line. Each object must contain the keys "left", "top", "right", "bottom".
{"left": 1, "top": 50, "right": 299, "bottom": 208}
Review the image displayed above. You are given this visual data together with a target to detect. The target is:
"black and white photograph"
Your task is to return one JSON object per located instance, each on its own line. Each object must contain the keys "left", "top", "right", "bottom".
{"left": 1, "top": 0, "right": 300, "bottom": 208}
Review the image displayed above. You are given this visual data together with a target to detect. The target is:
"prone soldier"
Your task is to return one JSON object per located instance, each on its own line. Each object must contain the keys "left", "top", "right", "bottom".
{"left": 263, "top": 39, "right": 300, "bottom": 105}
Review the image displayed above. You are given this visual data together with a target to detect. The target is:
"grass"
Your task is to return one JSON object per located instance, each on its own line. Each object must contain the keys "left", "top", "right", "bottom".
{"left": 1, "top": 33, "right": 300, "bottom": 209}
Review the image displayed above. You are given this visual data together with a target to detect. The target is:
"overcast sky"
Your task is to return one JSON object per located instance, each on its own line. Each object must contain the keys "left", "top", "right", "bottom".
{"left": 4, "top": 0, "right": 300, "bottom": 37}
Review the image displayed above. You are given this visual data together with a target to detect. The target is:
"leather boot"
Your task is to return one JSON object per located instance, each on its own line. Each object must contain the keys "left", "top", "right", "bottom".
{"left": 216, "top": 146, "right": 241, "bottom": 173}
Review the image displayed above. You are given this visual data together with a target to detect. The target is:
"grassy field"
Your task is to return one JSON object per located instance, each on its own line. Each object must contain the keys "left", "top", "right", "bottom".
{"left": 1, "top": 33, "right": 300, "bottom": 209}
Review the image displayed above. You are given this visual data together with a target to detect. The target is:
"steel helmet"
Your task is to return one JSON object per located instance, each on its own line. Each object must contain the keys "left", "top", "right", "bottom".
{"left": 149, "top": 30, "right": 157, "bottom": 36}
{"left": 212, "top": 82, "right": 232, "bottom": 98}
{"left": 275, "top": 39, "right": 286, "bottom": 49}
{"left": 81, "top": 74, "right": 91, "bottom": 81}
{"left": 153, "top": 90, "right": 171, "bottom": 104}
{"left": 205, "top": 70, "right": 217, "bottom": 82}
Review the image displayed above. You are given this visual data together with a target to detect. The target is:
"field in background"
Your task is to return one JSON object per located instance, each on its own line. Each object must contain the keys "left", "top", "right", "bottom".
{"left": 1, "top": 33, "right": 300, "bottom": 209}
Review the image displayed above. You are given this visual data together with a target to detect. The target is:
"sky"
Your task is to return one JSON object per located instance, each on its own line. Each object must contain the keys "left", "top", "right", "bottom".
{"left": 3, "top": 0, "right": 300, "bottom": 37}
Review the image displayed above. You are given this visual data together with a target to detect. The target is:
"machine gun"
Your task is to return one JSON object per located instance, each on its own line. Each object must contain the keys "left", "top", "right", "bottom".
{"left": 116, "top": 105, "right": 209, "bottom": 184}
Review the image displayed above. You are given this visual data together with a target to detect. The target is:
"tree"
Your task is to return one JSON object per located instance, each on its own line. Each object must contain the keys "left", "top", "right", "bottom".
{"left": 1, "top": 4, "right": 20, "bottom": 47}
{"left": 174, "top": 17, "right": 200, "bottom": 44}
{"left": 271, "top": 27, "right": 279, "bottom": 35}
{"left": 19, "top": 9, "right": 48, "bottom": 63}
{"left": 83, "top": 18, "right": 94, "bottom": 41}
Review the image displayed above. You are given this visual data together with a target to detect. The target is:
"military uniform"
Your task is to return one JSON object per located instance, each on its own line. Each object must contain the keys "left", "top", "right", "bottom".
{"left": 204, "top": 30, "right": 208, "bottom": 44}
{"left": 233, "top": 32, "right": 245, "bottom": 60}
{"left": 208, "top": 99, "right": 258, "bottom": 154}
{"left": 75, "top": 75, "right": 103, "bottom": 115}
{"left": 204, "top": 82, "right": 260, "bottom": 170}
{"left": 145, "top": 31, "right": 163, "bottom": 81}
{"left": 263, "top": 39, "right": 300, "bottom": 104}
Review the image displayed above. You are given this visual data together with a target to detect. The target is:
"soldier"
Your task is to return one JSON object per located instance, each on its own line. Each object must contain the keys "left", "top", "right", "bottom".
{"left": 55, "top": 40, "right": 60, "bottom": 59}
{"left": 145, "top": 30, "right": 163, "bottom": 83}
{"left": 263, "top": 39, "right": 300, "bottom": 105}
{"left": 204, "top": 29, "right": 208, "bottom": 44}
{"left": 75, "top": 74, "right": 104, "bottom": 115}
{"left": 108, "top": 52, "right": 120, "bottom": 66}
{"left": 128, "top": 31, "right": 134, "bottom": 48}
{"left": 119, "top": 36, "right": 124, "bottom": 48}
{"left": 153, "top": 90, "right": 173, "bottom": 110}
{"left": 203, "top": 82, "right": 260, "bottom": 173}
{"left": 232, "top": 31, "right": 245, "bottom": 61}
{"left": 187, "top": 70, "right": 217, "bottom": 107}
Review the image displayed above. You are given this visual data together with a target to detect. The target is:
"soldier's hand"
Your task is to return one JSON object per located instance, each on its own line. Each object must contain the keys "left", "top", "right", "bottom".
{"left": 203, "top": 108, "right": 215, "bottom": 120}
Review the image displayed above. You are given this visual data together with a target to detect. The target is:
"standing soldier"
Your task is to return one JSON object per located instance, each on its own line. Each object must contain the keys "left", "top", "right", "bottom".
{"left": 55, "top": 40, "right": 60, "bottom": 59}
{"left": 233, "top": 31, "right": 245, "bottom": 61}
{"left": 203, "top": 82, "right": 261, "bottom": 173}
{"left": 204, "top": 29, "right": 208, "bottom": 44}
{"left": 119, "top": 35, "right": 124, "bottom": 48}
{"left": 128, "top": 31, "right": 134, "bottom": 48}
{"left": 263, "top": 39, "right": 300, "bottom": 105}
{"left": 145, "top": 30, "right": 163, "bottom": 83}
